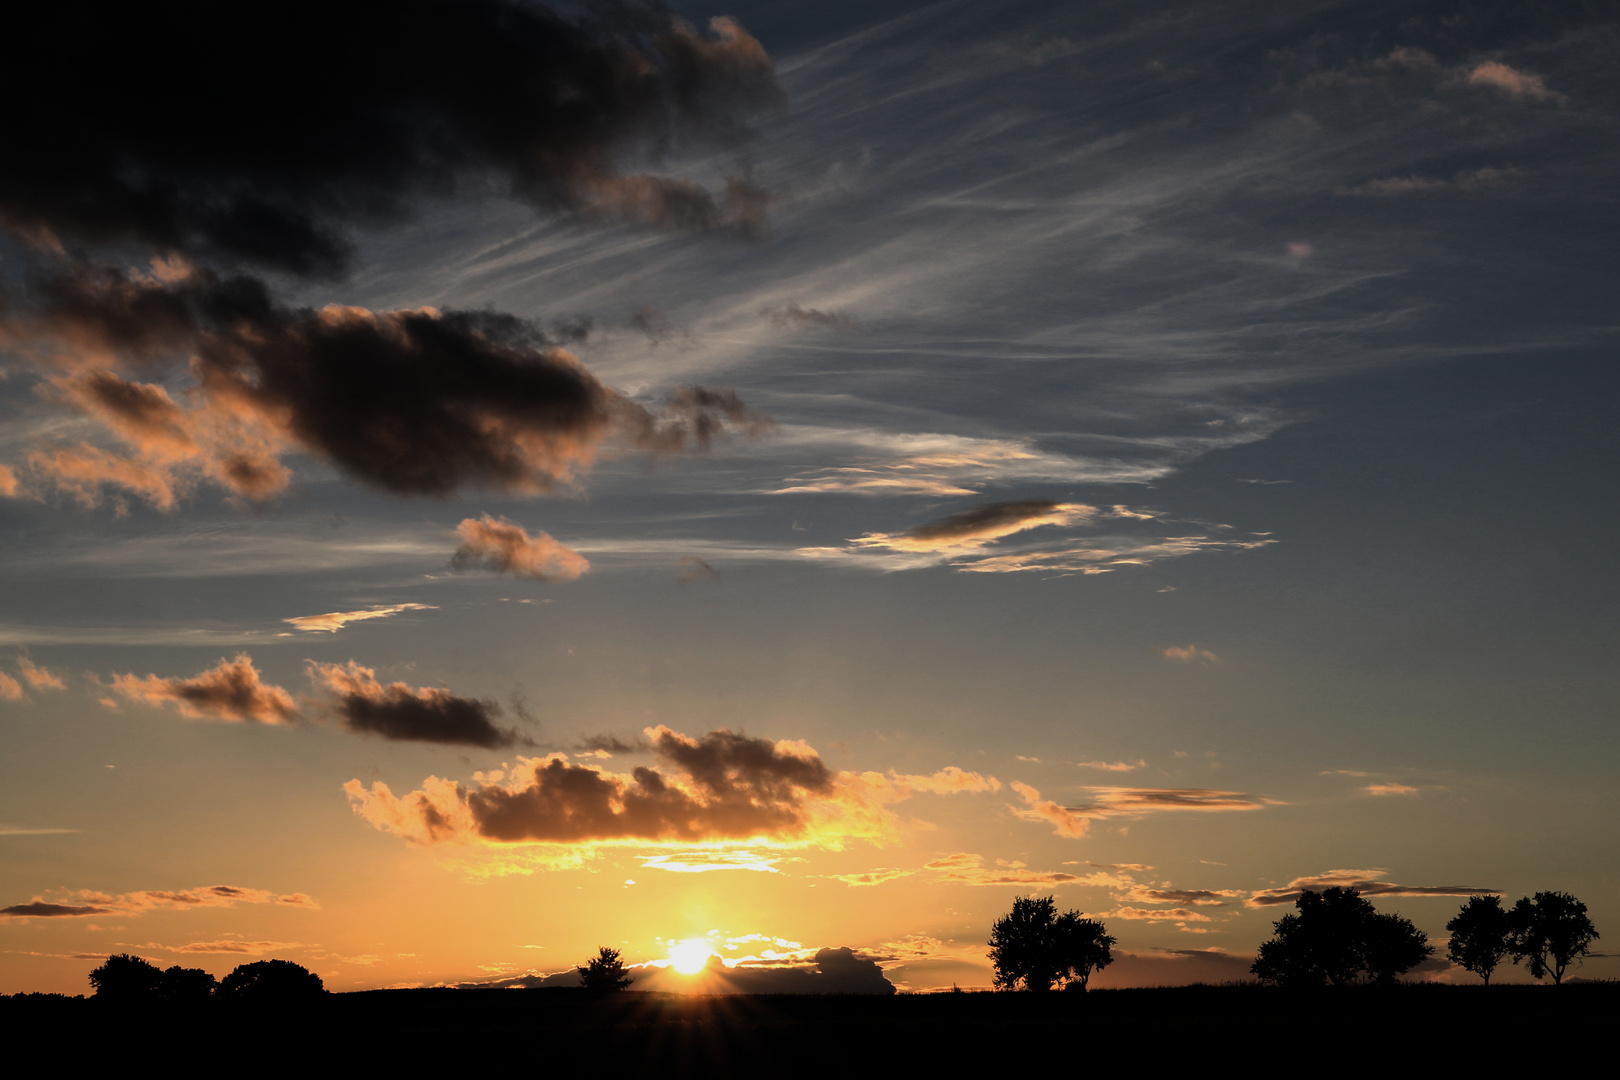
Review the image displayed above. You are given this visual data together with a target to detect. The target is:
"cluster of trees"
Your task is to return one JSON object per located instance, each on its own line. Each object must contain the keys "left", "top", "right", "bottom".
{"left": 988, "top": 896, "right": 1116, "bottom": 992}
{"left": 88, "top": 954, "right": 324, "bottom": 1004}
{"left": 1446, "top": 892, "right": 1600, "bottom": 985}
{"left": 1250, "top": 887, "right": 1600, "bottom": 988}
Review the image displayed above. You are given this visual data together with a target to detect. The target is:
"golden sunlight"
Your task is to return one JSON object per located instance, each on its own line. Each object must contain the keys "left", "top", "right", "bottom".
{"left": 669, "top": 940, "right": 715, "bottom": 975}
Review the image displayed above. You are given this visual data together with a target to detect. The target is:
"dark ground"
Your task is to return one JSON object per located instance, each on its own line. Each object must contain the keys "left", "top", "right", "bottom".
{"left": 7, "top": 982, "right": 1612, "bottom": 1070}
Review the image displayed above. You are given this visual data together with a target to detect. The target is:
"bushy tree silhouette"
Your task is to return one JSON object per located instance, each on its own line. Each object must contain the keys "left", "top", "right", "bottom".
{"left": 156, "top": 965, "right": 218, "bottom": 1005}
{"left": 1446, "top": 896, "right": 1512, "bottom": 985}
{"left": 1251, "top": 887, "right": 1431, "bottom": 987}
{"left": 1508, "top": 891, "right": 1599, "bottom": 985}
{"left": 218, "top": 959, "right": 324, "bottom": 1002}
{"left": 88, "top": 953, "right": 165, "bottom": 1001}
{"left": 989, "top": 896, "right": 1115, "bottom": 992}
{"left": 578, "top": 946, "right": 633, "bottom": 991}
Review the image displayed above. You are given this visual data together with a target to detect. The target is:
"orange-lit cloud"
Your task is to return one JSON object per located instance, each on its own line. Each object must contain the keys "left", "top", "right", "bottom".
{"left": 18, "top": 658, "right": 65, "bottom": 691}
{"left": 1, "top": 884, "right": 317, "bottom": 918}
{"left": 283, "top": 603, "right": 436, "bottom": 633}
{"left": 1077, "top": 759, "right": 1145, "bottom": 772}
{"left": 111, "top": 655, "right": 297, "bottom": 724}
{"left": 1106, "top": 906, "right": 1213, "bottom": 922}
{"left": 1162, "top": 645, "right": 1217, "bottom": 663}
{"left": 1468, "top": 61, "right": 1559, "bottom": 101}
{"left": 850, "top": 500, "right": 1093, "bottom": 553}
{"left": 0, "top": 673, "right": 23, "bottom": 701}
{"left": 921, "top": 852, "right": 1135, "bottom": 888}
{"left": 345, "top": 729, "right": 998, "bottom": 863}
{"left": 134, "top": 939, "right": 307, "bottom": 955}
{"left": 1364, "top": 782, "right": 1419, "bottom": 796}
{"left": 640, "top": 850, "right": 787, "bottom": 873}
{"left": 1123, "top": 887, "right": 1243, "bottom": 906}
{"left": 1247, "top": 868, "right": 1497, "bottom": 907}
{"left": 307, "top": 660, "right": 521, "bottom": 749}
{"left": 1011, "top": 781, "right": 1265, "bottom": 838}
{"left": 0, "top": 464, "right": 17, "bottom": 497}
{"left": 451, "top": 515, "right": 588, "bottom": 581}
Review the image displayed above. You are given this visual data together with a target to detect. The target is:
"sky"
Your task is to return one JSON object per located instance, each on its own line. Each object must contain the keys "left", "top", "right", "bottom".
{"left": 1, "top": 0, "right": 1616, "bottom": 994}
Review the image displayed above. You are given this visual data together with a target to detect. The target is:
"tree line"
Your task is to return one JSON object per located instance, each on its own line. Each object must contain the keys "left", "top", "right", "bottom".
{"left": 988, "top": 888, "right": 1599, "bottom": 991}
{"left": 86, "top": 954, "right": 324, "bottom": 1004}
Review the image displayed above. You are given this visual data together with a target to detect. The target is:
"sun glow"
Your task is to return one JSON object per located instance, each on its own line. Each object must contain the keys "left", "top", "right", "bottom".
{"left": 669, "top": 940, "right": 714, "bottom": 975}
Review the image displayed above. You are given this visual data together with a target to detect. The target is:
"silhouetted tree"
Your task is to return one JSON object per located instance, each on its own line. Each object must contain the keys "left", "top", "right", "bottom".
{"left": 156, "top": 965, "right": 218, "bottom": 1005}
{"left": 88, "top": 953, "right": 165, "bottom": 1001}
{"left": 1508, "top": 891, "right": 1599, "bottom": 985}
{"left": 989, "top": 896, "right": 1115, "bottom": 992}
{"left": 578, "top": 947, "right": 633, "bottom": 991}
{"left": 1251, "top": 887, "right": 1432, "bottom": 987}
{"left": 218, "top": 959, "right": 324, "bottom": 1002}
{"left": 1446, "top": 896, "right": 1512, "bottom": 985}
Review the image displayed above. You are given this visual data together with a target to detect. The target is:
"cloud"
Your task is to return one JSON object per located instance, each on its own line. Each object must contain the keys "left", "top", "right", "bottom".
{"left": 345, "top": 728, "right": 995, "bottom": 858}
{"left": 1468, "top": 61, "right": 1559, "bottom": 101}
{"left": 0, "top": 464, "right": 17, "bottom": 497}
{"left": 576, "top": 734, "right": 646, "bottom": 756}
{"left": 283, "top": 603, "right": 437, "bottom": 634}
{"left": 1011, "top": 781, "right": 1265, "bottom": 838}
{"left": 634, "top": 947, "right": 895, "bottom": 995}
{"left": 2, "top": 884, "right": 316, "bottom": 918}
{"left": 1106, "top": 907, "right": 1213, "bottom": 923}
{"left": 0, "top": 673, "right": 22, "bottom": 701}
{"left": 640, "top": 851, "right": 786, "bottom": 873}
{"left": 1247, "top": 869, "right": 1498, "bottom": 907}
{"left": 921, "top": 852, "right": 1131, "bottom": 889}
{"left": 1162, "top": 645, "right": 1218, "bottom": 663}
{"left": 1122, "top": 887, "right": 1243, "bottom": 907}
{"left": 307, "top": 660, "right": 521, "bottom": 749}
{"left": 452, "top": 516, "right": 589, "bottom": 581}
{"left": 5, "top": 266, "right": 772, "bottom": 506}
{"left": 135, "top": 940, "right": 306, "bottom": 956}
{"left": 1364, "top": 783, "right": 1419, "bottom": 796}
{"left": 0, "top": 3, "right": 779, "bottom": 275}
{"left": 830, "top": 868, "right": 917, "bottom": 887}
{"left": 17, "top": 658, "right": 66, "bottom": 691}
{"left": 1336, "top": 166, "right": 1520, "bottom": 197}
{"left": 111, "top": 654, "right": 297, "bottom": 724}
{"left": 1077, "top": 760, "right": 1145, "bottom": 772}
{"left": 761, "top": 303, "right": 857, "bottom": 331}
{"left": 850, "top": 500, "right": 1093, "bottom": 554}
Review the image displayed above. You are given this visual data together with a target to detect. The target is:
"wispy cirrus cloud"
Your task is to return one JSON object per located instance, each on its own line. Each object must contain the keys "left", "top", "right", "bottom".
{"left": 1, "top": 884, "right": 317, "bottom": 919}
{"left": 1247, "top": 869, "right": 1497, "bottom": 908}
{"left": 1010, "top": 781, "right": 1267, "bottom": 839}
{"left": 1364, "top": 782, "right": 1419, "bottom": 796}
{"left": 283, "top": 603, "right": 437, "bottom": 634}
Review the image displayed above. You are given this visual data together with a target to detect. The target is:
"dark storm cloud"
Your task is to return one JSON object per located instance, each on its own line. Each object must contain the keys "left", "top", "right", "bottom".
{"left": 6, "top": 264, "right": 770, "bottom": 503}
{"left": 0, "top": 1, "right": 781, "bottom": 276}
{"left": 308, "top": 661, "right": 524, "bottom": 749}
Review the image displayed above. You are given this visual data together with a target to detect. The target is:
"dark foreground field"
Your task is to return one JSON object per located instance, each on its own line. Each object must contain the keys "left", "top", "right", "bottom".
{"left": 8, "top": 983, "right": 1613, "bottom": 1070}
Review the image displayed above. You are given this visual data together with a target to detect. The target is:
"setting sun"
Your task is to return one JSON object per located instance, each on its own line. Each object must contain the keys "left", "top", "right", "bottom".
{"left": 669, "top": 941, "right": 715, "bottom": 976}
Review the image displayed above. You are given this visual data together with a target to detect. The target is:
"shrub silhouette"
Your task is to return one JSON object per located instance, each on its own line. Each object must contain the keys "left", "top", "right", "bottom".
{"left": 1508, "top": 891, "right": 1599, "bottom": 985}
{"left": 1251, "top": 887, "right": 1431, "bottom": 987}
{"left": 1446, "top": 896, "right": 1512, "bottom": 985}
{"left": 88, "top": 954, "right": 165, "bottom": 1001}
{"left": 218, "top": 959, "right": 324, "bottom": 1002}
{"left": 578, "top": 946, "right": 633, "bottom": 991}
{"left": 989, "top": 895, "right": 1115, "bottom": 992}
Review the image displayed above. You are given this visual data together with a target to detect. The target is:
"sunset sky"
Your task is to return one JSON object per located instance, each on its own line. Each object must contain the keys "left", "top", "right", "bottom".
{"left": 2, "top": 0, "right": 1616, "bottom": 994}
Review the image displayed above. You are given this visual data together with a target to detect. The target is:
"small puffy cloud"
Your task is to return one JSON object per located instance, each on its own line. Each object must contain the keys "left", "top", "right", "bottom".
{"left": 1468, "top": 61, "right": 1559, "bottom": 101}
{"left": 1077, "top": 759, "right": 1145, "bottom": 772}
{"left": 1364, "top": 783, "right": 1419, "bottom": 796}
{"left": 1011, "top": 782, "right": 1264, "bottom": 838}
{"left": 452, "top": 516, "right": 588, "bottom": 581}
{"left": 283, "top": 603, "right": 436, "bottom": 633}
{"left": 1162, "top": 645, "right": 1217, "bottom": 663}
{"left": 851, "top": 500, "right": 1093, "bottom": 554}
{"left": 1247, "top": 869, "right": 1497, "bottom": 907}
{"left": 18, "top": 658, "right": 66, "bottom": 691}
{"left": 308, "top": 661, "right": 520, "bottom": 749}
{"left": 111, "top": 655, "right": 297, "bottom": 724}
{"left": 2, "top": 884, "right": 316, "bottom": 919}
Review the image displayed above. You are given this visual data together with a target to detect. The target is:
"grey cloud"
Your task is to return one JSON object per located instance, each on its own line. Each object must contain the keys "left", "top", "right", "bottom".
{"left": 308, "top": 661, "right": 524, "bottom": 749}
